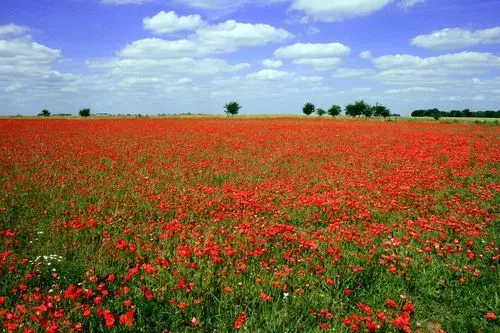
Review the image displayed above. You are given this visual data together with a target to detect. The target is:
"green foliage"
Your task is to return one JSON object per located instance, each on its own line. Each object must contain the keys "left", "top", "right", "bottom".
{"left": 327, "top": 105, "right": 342, "bottom": 117}
{"left": 302, "top": 102, "right": 315, "bottom": 116}
{"left": 79, "top": 108, "right": 91, "bottom": 117}
{"left": 372, "top": 103, "right": 391, "bottom": 118}
{"left": 316, "top": 108, "right": 326, "bottom": 117}
{"left": 362, "top": 105, "right": 373, "bottom": 118}
{"left": 38, "top": 109, "right": 51, "bottom": 117}
{"left": 345, "top": 100, "right": 369, "bottom": 117}
{"left": 224, "top": 101, "right": 241, "bottom": 116}
{"left": 412, "top": 108, "right": 500, "bottom": 118}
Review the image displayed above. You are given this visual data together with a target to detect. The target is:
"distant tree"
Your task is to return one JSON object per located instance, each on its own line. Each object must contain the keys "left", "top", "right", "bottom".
{"left": 316, "top": 108, "right": 326, "bottom": 117}
{"left": 345, "top": 100, "right": 369, "bottom": 117}
{"left": 79, "top": 108, "right": 91, "bottom": 117}
{"left": 372, "top": 103, "right": 391, "bottom": 118}
{"left": 303, "top": 102, "right": 315, "bottom": 116}
{"left": 327, "top": 105, "right": 342, "bottom": 117}
{"left": 362, "top": 105, "right": 373, "bottom": 118}
{"left": 38, "top": 109, "right": 51, "bottom": 117}
{"left": 224, "top": 101, "right": 241, "bottom": 116}
{"left": 432, "top": 110, "right": 441, "bottom": 120}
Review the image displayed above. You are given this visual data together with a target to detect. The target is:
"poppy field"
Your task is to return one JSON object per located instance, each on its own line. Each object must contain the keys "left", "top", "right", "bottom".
{"left": 0, "top": 118, "right": 498, "bottom": 332}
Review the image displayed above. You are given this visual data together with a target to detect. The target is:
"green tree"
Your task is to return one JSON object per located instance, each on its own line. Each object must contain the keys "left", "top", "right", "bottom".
{"left": 362, "top": 105, "right": 373, "bottom": 118}
{"left": 327, "top": 105, "right": 342, "bottom": 117}
{"left": 302, "top": 102, "right": 315, "bottom": 116}
{"left": 224, "top": 101, "right": 241, "bottom": 116}
{"left": 316, "top": 108, "right": 326, "bottom": 117}
{"left": 345, "top": 100, "right": 369, "bottom": 117}
{"left": 79, "top": 108, "right": 91, "bottom": 117}
{"left": 432, "top": 110, "right": 441, "bottom": 120}
{"left": 38, "top": 109, "right": 51, "bottom": 117}
{"left": 372, "top": 103, "right": 391, "bottom": 118}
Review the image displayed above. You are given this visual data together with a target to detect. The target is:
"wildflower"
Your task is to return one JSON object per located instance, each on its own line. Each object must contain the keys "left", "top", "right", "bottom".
{"left": 234, "top": 312, "right": 247, "bottom": 329}
{"left": 260, "top": 292, "right": 272, "bottom": 301}
{"left": 486, "top": 312, "right": 496, "bottom": 320}
{"left": 119, "top": 310, "right": 134, "bottom": 327}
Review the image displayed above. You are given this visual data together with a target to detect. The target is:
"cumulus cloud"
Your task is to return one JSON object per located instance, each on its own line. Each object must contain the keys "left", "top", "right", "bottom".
{"left": 0, "top": 24, "right": 30, "bottom": 38}
{"left": 289, "top": 0, "right": 391, "bottom": 22}
{"left": 143, "top": 11, "right": 205, "bottom": 34}
{"left": 125, "top": 19, "right": 293, "bottom": 59}
{"left": 196, "top": 20, "right": 293, "bottom": 50}
{"left": 385, "top": 87, "right": 437, "bottom": 93}
{"left": 247, "top": 69, "right": 292, "bottom": 80}
{"left": 274, "top": 42, "right": 350, "bottom": 70}
{"left": 370, "top": 51, "right": 500, "bottom": 86}
{"left": 275, "top": 42, "right": 350, "bottom": 59}
{"left": 0, "top": 24, "right": 78, "bottom": 106}
{"left": 262, "top": 59, "right": 283, "bottom": 68}
{"left": 89, "top": 57, "right": 250, "bottom": 76}
{"left": 411, "top": 26, "right": 500, "bottom": 50}
{"left": 289, "top": 0, "right": 427, "bottom": 22}
{"left": 173, "top": 0, "right": 287, "bottom": 11}
{"left": 373, "top": 52, "right": 500, "bottom": 70}
{"left": 360, "top": 51, "right": 373, "bottom": 60}
{"left": 333, "top": 68, "right": 374, "bottom": 78}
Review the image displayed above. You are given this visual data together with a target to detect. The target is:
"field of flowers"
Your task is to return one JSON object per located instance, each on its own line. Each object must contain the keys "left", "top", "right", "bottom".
{"left": 0, "top": 118, "right": 498, "bottom": 332}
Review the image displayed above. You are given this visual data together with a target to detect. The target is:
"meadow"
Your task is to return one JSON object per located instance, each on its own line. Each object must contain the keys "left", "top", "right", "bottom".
{"left": 0, "top": 118, "right": 498, "bottom": 332}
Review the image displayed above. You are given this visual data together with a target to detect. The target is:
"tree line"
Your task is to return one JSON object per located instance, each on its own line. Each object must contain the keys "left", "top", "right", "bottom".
{"left": 411, "top": 108, "right": 500, "bottom": 119}
{"left": 301, "top": 100, "right": 394, "bottom": 117}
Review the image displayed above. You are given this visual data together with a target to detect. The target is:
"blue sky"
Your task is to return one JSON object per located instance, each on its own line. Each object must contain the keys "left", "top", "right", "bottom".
{"left": 1, "top": 0, "right": 499, "bottom": 116}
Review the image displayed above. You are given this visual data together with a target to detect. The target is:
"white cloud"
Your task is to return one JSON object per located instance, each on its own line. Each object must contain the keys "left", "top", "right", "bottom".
{"left": 275, "top": 42, "right": 350, "bottom": 70}
{"left": 121, "top": 19, "right": 293, "bottom": 58}
{"left": 289, "top": 0, "right": 427, "bottom": 22}
{"left": 247, "top": 69, "right": 292, "bottom": 80}
{"left": 289, "top": 0, "right": 392, "bottom": 22}
{"left": 294, "top": 58, "right": 343, "bottom": 70}
{"left": 195, "top": 20, "right": 293, "bottom": 51}
{"left": 275, "top": 42, "right": 350, "bottom": 59}
{"left": 0, "top": 24, "right": 30, "bottom": 38}
{"left": 411, "top": 26, "right": 500, "bottom": 50}
{"left": 89, "top": 57, "right": 250, "bottom": 76}
{"left": 143, "top": 11, "right": 205, "bottom": 34}
{"left": 371, "top": 51, "right": 500, "bottom": 86}
{"left": 262, "top": 59, "right": 283, "bottom": 68}
{"left": 0, "top": 26, "right": 79, "bottom": 104}
{"left": 360, "top": 50, "right": 373, "bottom": 60}
{"left": 119, "top": 38, "right": 201, "bottom": 58}
{"left": 385, "top": 87, "right": 437, "bottom": 93}
{"left": 333, "top": 68, "right": 373, "bottom": 78}
{"left": 0, "top": 37, "right": 61, "bottom": 71}
{"left": 398, "top": 0, "right": 426, "bottom": 9}
{"left": 373, "top": 52, "right": 500, "bottom": 70}
{"left": 173, "top": 0, "right": 287, "bottom": 11}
